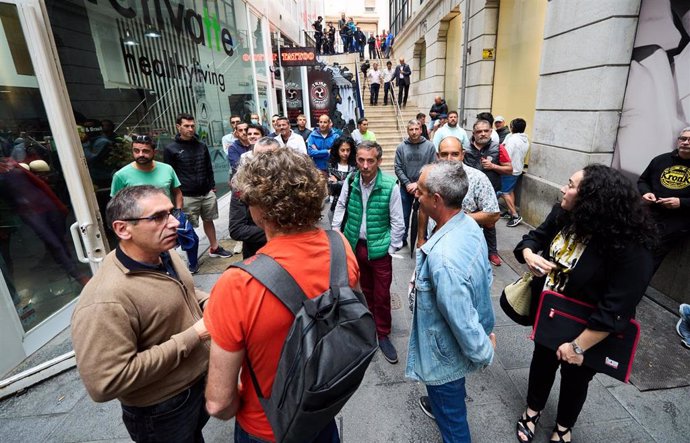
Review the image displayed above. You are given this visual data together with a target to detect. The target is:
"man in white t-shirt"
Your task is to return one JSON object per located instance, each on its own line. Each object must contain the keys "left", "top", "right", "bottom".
{"left": 367, "top": 62, "right": 383, "bottom": 106}
{"left": 499, "top": 118, "right": 529, "bottom": 227}
{"left": 273, "top": 116, "right": 307, "bottom": 154}
{"left": 382, "top": 61, "right": 395, "bottom": 106}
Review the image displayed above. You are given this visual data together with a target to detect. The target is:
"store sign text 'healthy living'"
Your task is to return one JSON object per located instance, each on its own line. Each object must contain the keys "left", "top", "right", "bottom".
{"left": 87, "top": 0, "right": 235, "bottom": 56}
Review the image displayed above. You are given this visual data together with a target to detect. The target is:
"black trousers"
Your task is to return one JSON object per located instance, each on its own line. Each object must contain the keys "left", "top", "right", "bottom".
{"left": 526, "top": 343, "right": 596, "bottom": 428}
{"left": 398, "top": 83, "right": 409, "bottom": 106}
{"left": 315, "top": 35, "right": 322, "bottom": 54}
{"left": 122, "top": 377, "right": 209, "bottom": 442}
{"left": 370, "top": 83, "right": 380, "bottom": 105}
{"left": 368, "top": 45, "right": 376, "bottom": 59}
{"left": 383, "top": 82, "right": 393, "bottom": 105}
{"left": 651, "top": 219, "right": 690, "bottom": 272}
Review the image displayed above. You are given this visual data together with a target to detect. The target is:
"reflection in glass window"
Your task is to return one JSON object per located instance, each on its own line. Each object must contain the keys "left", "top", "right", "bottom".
{"left": 249, "top": 12, "right": 267, "bottom": 77}
{"left": 1, "top": 3, "right": 91, "bottom": 332}
{"left": 44, "top": 0, "right": 264, "bottom": 199}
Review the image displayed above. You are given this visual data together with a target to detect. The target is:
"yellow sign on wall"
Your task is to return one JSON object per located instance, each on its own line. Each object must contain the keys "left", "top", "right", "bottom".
{"left": 482, "top": 48, "right": 495, "bottom": 60}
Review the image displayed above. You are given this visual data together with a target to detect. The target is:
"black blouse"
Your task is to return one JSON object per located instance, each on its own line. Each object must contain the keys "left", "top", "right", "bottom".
{"left": 513, "top": 204, "right": 654, "bottom": 333}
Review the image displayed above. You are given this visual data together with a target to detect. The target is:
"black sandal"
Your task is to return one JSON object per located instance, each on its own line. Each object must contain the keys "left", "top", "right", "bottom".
{"left": 516, "top": 409, "right": 541, "bottom": 442}
{"left": 550, "top": 425, "right": 572, "bottom": 443}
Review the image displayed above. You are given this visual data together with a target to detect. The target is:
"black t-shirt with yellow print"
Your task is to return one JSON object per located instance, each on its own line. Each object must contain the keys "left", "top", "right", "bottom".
{"left": 638, "top": 149, "right": 690, "bottom": 231}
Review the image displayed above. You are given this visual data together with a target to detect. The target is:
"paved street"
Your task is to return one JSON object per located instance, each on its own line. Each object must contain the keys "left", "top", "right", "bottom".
{"left": 1, "top": 212, "right": 689, "bottom": 442}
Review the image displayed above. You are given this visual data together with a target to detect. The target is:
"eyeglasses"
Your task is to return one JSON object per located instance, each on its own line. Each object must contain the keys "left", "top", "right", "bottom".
{"left": 132, "top": 134, "right": 153, "bottom": 144}
{"left": 678, "top": 136, "right": 690, "bottom": 143}
{"left": 120, "top": 209, "right": 176, "bottom": 224}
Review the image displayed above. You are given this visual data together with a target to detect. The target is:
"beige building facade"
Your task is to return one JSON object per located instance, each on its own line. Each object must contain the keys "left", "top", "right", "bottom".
{"left": 391, "top": 0, "right": 690, "bottom": 304}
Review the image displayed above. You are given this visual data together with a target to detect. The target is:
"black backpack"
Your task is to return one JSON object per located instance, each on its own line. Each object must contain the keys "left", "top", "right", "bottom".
{"left": 231, "top": 230, "right": 378, "bottom": 443}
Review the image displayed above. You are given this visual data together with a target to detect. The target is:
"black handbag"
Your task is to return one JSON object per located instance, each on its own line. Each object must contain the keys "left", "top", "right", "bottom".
{"left": 531, "top": 290, "right": 641, "bottom": 383}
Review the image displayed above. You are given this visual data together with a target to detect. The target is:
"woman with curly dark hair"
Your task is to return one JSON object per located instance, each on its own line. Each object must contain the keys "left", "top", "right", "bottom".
{"left": 513, "top": 164, "right": 656, "bottom": 443}
{"left": 327, "top": 137, "right": 357, "bottom": 211}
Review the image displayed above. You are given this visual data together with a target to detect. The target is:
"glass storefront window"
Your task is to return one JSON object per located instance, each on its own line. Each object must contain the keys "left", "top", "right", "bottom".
{"left": 44, "top": 0, "right": 265, "bottom": 200}
{"left": 0, "top": 3, "right": 91, "bottom": 332}
{"left": 249, "top": 11, "right": 266, "bottom": 77}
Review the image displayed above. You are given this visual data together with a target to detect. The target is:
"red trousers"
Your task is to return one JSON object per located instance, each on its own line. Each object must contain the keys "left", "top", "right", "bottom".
{"left": 355, "top": 240, "right": 393, "bottom": 338}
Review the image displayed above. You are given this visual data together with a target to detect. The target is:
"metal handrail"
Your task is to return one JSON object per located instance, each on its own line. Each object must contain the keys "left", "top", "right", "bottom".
{"left": 390, "top": 83, "right": 406, "bottom": 141}
{"left": 353, "top": 59, "right": 365, "bottom": 119}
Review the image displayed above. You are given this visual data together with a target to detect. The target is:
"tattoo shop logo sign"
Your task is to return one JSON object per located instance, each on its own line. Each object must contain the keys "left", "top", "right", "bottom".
{"left": 310, "top": 81, "right": 329, "bottom": 109}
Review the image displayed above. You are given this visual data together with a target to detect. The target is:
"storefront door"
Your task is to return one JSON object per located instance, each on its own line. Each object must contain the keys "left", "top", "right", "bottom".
{"left": 0, "top": 0, "right": 107, "bottom": 376}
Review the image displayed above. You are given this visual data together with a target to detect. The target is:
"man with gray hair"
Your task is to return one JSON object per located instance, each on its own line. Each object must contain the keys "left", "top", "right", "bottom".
{"left": 333, "top": 141, "right": 405, "bottom": 364}
{"left": 407, "top": 161, "right": 496, "bottom": 442}
{"left": 638, "top": 126, "right": 690, "bottom": 349}
{"left": 72, "top": 185, "right": 210, "bottom": 442}
{"left": 394, "top": 119, "right": 436, "bottom": 246}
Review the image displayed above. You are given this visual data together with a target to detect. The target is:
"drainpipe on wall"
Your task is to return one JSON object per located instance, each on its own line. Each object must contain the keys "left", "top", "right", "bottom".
{"left": 459, "top": 0, "right": 471, "bottom": 128}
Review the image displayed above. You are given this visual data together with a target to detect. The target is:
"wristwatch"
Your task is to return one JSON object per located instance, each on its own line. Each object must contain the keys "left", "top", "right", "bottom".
{"left": 570, "top": 341, "right": 585, "bottom": 355}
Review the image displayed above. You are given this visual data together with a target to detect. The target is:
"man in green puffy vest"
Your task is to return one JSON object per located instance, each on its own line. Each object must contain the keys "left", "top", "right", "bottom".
{"left": 332, "top": 141, "right": 405, "bottom": 364}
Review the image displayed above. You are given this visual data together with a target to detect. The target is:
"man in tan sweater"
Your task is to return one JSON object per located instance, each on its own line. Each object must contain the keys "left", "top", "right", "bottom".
{"left": 72, "top": 185, "right": 210, "bottom": 442}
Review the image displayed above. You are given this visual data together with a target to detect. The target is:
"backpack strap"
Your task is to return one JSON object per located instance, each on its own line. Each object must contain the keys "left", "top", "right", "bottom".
{"left": 231, "top": 254, "right": 307, "bottom": 316}
{"left": 230, "top": 255, "right": 309, "bottom": 399}
{"left": 325, "top": 230, "right": 348, "bottom": 287}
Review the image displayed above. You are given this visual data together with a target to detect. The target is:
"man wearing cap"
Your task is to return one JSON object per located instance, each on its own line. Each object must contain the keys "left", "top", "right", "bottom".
{"left": 432, "top": 111, "right": 470, "bottom": 152}
{"left": 494, "top": 116, "right": 510, "bottom": 143}
{"left": 428, "top": 114, "right": 448, "bottom": 144}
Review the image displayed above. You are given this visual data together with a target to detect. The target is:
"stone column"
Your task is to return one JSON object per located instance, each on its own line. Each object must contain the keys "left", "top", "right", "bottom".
{"left": 520, "top": 1, "right": 642, "bottom": 223}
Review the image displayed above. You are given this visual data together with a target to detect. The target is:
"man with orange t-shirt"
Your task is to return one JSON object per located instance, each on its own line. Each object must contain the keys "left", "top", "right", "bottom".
{"left": 204, "top": 149, "right": 359, "bottom": 442}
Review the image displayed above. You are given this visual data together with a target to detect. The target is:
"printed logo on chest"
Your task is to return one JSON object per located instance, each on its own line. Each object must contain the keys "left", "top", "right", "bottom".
{"left": 660, "top": 165, "right": 690, "bottom": 190}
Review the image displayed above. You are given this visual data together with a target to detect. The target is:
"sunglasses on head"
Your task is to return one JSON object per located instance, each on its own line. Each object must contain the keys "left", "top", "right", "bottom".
{"left": 132, "top": 134, "right": 153, "bottom": 144}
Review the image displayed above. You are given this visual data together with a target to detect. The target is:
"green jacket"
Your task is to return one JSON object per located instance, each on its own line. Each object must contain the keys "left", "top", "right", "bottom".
{"left": 344, "top": 171, "right": 397, "bottom": 259}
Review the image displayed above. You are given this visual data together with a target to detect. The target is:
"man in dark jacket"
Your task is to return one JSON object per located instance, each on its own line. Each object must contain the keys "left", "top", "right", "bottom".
{"left": 226, "top": 122, "right": 251, "bottom": 181}
{"left": 228, "top": 137, "right": 279, "bottom": 258}
{"left": 368, "top": 34, "right": 376, "bottom": 59}
{"left": 393, "top": 58, "right": 412, "bottom": 107}
{"left": 428, "top": 96, "right": 448, "bottom": 128}
{"left": 338, "top": 14, "right": 349, "bottom": 53}
{"left": 312, "top": 16, "right": 323, "bottom": 54}
{"left": 462, "top": 119, "right": 513, "bottom": 266}
{"left": 165, "top": 113, "right": 232, "bottom": 260}
{"left": 355, "top": 27, "right": 366, "bottom": 59}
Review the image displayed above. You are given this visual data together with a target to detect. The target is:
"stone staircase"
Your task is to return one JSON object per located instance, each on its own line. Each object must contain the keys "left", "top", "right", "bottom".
{"left": 359, "top": 79, "right": 420, "bottom": 173}
{"left": 318, "top": 54, "right": 425, "bottom": 173}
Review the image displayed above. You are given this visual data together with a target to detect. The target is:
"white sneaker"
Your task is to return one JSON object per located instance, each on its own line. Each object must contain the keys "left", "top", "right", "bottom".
{"left": 233, "top": 241, "right": 243, "bottom": 254}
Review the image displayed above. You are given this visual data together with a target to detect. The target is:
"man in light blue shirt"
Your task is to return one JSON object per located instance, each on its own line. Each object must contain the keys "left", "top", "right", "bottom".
{"left": 407, "top": 160, "right": 496, "bottom": 442}
{"left": 432, "top": 110, "right": 469, "bottom": 151}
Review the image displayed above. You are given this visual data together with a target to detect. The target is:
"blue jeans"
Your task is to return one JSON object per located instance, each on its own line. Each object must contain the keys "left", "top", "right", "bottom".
{"left": 400, "top": 187, "right": 415, "bottom": 243}
{"left": 426, "top": 377, "right": 470, "bottom": 443}
{"left": 121, "top": 377, "right": 209, "bottom": 443}
{"left": 234, "top": 419, "right": 339, "bottom": 443}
